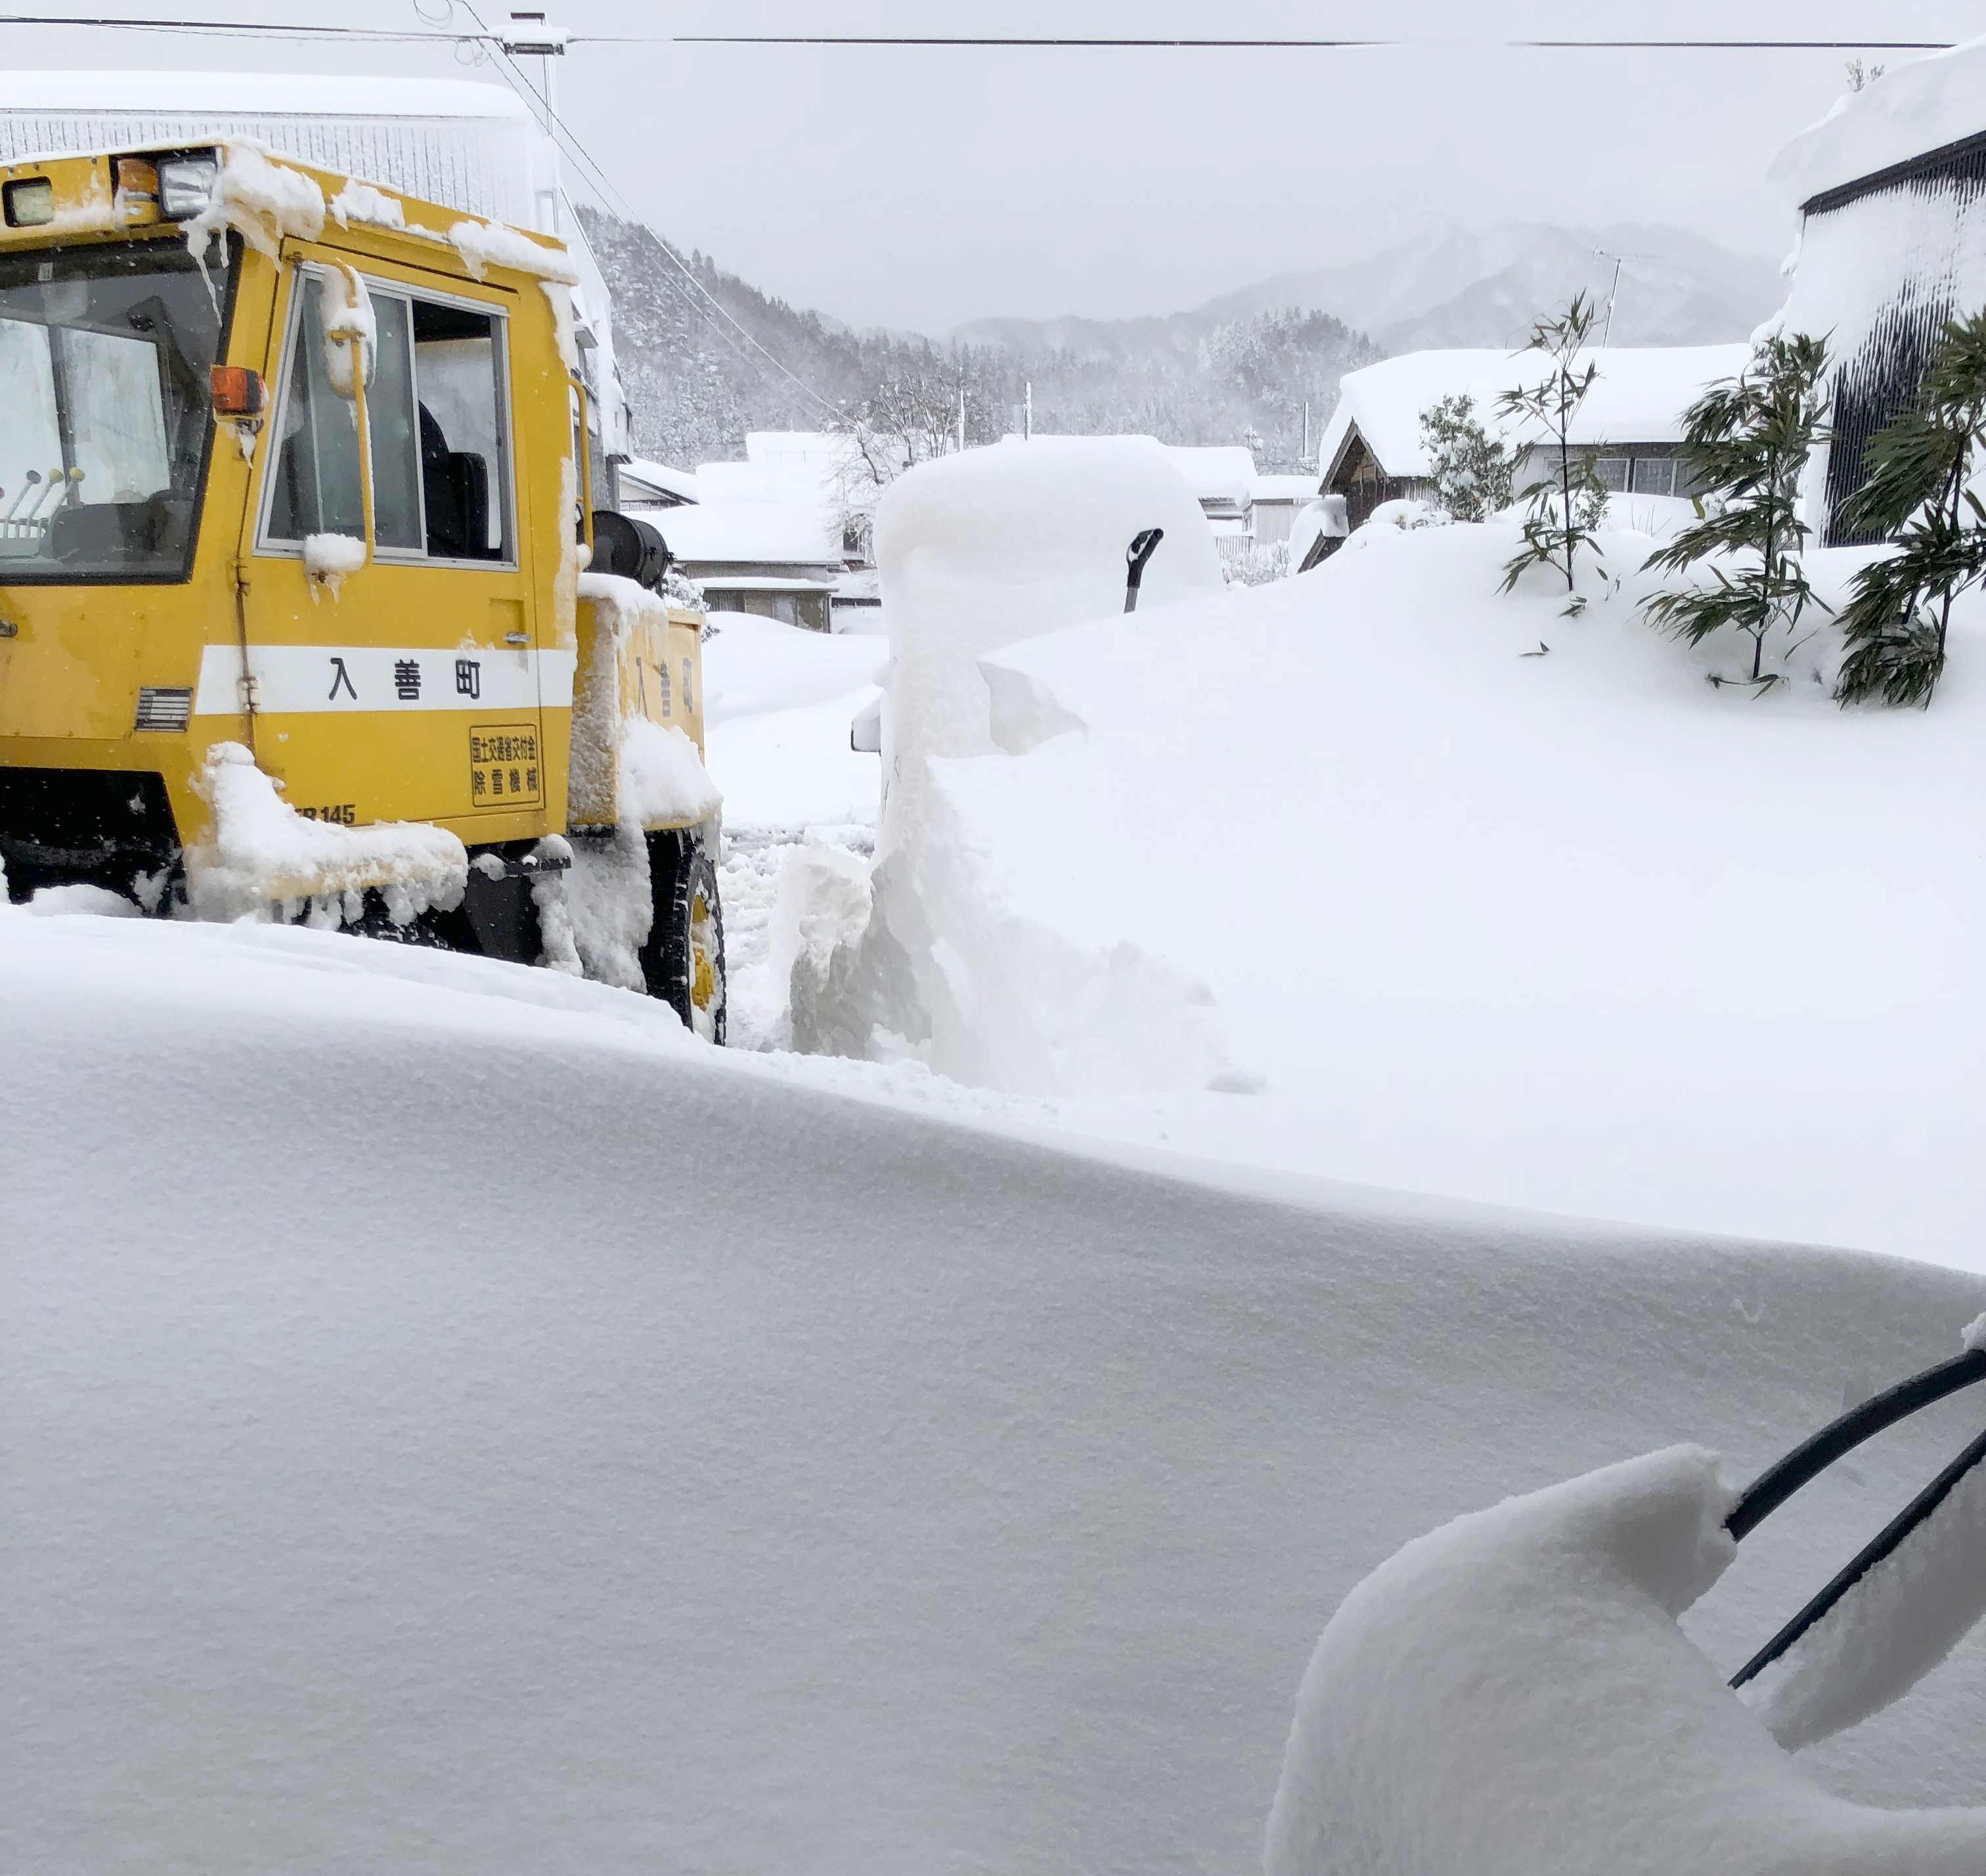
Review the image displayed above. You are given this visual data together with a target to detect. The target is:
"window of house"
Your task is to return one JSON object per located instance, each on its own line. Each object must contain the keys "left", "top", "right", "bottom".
{"left": 1630, "top": 457, "right": 1676, "bottom": 498}
{"left": 1591, "top": 456, "right": 1630, "bottom": 492}
{"left": 263, "top": 267, "right": 512, "bottom": 564}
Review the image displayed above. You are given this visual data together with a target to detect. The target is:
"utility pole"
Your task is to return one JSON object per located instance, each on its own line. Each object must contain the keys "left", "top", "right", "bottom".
{"left": 1024, "top": 381, "right": 1032, "bottom": 441}
{"left": 503, "top": 11, "right": 568, "bottom": 234}
{"left": 958, "top": 378, "right": 965, "bottom": 455}
{"left": 1302, "top": 400, "right": 1311, "bottom": 466}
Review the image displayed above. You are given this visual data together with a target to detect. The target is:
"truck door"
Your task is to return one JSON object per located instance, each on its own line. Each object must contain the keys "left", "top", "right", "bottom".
{"left": 238, "top": 256, "right": 544, "bottom": 836}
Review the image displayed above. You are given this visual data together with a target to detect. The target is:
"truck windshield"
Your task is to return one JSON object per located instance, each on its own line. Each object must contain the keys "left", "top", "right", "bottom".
{"left": 0, "top": 236, "right": 232, "bottom": 584}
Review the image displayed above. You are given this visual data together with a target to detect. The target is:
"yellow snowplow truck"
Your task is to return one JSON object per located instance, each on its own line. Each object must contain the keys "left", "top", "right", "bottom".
{"left": 0, "top": 140, "right": 725, "bottom": 1039}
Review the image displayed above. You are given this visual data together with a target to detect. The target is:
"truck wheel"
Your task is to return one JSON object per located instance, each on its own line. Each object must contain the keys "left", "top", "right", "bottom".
{"left": 640, "top": 828, "right": 726, "bottom": 1043}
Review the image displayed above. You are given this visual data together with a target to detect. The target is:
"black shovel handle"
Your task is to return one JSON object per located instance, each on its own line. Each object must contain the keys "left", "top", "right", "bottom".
{"left": 1124, "top": 527, "right": 1164, "bottom": 612}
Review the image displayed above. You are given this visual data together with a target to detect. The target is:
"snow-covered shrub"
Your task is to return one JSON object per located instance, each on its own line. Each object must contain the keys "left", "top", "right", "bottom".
{"left": 1498, "top": 295, "right": 1608, "bottom": 611}
{"left": 1224, "top": 539, "right": 1290, "bottom": 585}
{"left": 1419, "top": 392, "right": 1513, "bottom": 521}
{"left": 1642, "top": 331, "right": 1830, "bottom": 691}
{"left": 1835, "top": 307, "right": 1986, "bottom": 707}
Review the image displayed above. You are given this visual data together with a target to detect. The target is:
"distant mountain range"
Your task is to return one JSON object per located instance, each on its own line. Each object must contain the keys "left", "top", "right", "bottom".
{"left": 586, "top": 212, "right": 1782, "bottom": 470}
{"left": 959, "top": 223, "right": 1785, "bottom": 361}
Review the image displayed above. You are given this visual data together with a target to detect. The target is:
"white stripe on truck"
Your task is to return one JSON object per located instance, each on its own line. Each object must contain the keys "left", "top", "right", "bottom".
{"left": 193, "top": 644, "right": 577, "bottom": 715}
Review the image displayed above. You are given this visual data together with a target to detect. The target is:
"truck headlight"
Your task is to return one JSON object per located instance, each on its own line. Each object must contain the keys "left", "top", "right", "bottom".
{"left": 3, "top": 177, "right": 55, "bottom": 227}
{"left": 157, "top": 150, "right": 219, "bottom": 221}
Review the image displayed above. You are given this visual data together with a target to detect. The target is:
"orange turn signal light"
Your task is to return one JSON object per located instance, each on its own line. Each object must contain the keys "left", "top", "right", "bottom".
{"left": 114, "top": 157, "right": 160, "bottom": 199}
{"left": 210, "top": 365, "right": 267, "bottom": 419}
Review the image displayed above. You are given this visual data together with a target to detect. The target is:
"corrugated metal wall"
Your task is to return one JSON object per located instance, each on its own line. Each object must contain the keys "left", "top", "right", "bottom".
{"left": 1781, "top": 146, "right": 1986, "bottom": 544}
{"left": 0, "top": 109, "right": 533, "bottom": 227}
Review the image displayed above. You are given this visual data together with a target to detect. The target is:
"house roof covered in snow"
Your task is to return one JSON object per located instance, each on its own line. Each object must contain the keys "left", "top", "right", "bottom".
{"left": 652, "top": 501, "right": 840, "bottom": 566}
{"left": 1160, "top": 445, "right": 1259, "bottom": 506}
{"left": 619, "top": 458, "right": 699, "bottom": 506}
{"left": 1252, "top": 474, "right": 1323, "bottom": 502}
{"left": 0, "top": 69, "right": 532, "bottom": 123}
{"left": 1318, "top": 346, "right": 1752, "bottom": 480}
{"left": 1769, "top": 39, "right": 1986, "bottom": 210}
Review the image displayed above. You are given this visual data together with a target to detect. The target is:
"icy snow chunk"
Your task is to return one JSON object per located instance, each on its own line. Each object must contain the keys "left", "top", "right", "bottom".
{"left": 980, "top": 657, "right": 1086, "bottom": 756}
{"left": 316, "top": 264, "right": 375, "bottom": 395}
{"left": 540, "top": 279, "right": 579, "bottom": 372}
{"left": 1267, "top": 1446, "right": 1986, "bottom": 1876}
{"left": 184, "top": 742, "right": 465, "bottom": 924}
{"left": 1964, "top": 1313, "right": 1986, "bottom": 1354}
{"left": 184, "top": 141, "right": 324, "bottom": 261}
{"left": 302, "top": 531, "right": 366, "bottom": 598}
{"left": 28, "top": 883, "right": 140, "bottom": 918}
{"left": 772, "top": 837, "right": 875, "bottom": 1055}
{"left": 327, "top": 177, "right": 405, "bottom": 231}
{"left": 449, "top": 217, "right": 579, "bottom": 286}
{"left": 557, "top": 826, "right": 652, "bottom": 993}
{"left": 619, "top": 718, "right": 722, "bottom": 828}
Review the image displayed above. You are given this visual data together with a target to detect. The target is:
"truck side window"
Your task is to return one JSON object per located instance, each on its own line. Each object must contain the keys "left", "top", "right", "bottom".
{"left": 266, "top": 271, "right": 510, "bottom": 566}
{"left": 411, "top": 298, "right": 510, "bottom": 562}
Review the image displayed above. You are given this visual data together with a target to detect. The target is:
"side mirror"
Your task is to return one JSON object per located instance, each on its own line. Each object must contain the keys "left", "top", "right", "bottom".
{"left": 590, "top": 509, "right": 671, "bottom": 593}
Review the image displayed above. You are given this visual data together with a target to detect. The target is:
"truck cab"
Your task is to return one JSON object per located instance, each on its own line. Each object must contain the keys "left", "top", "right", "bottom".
{"left": 0, "top": 140, "right": 724, "bottom": 1037}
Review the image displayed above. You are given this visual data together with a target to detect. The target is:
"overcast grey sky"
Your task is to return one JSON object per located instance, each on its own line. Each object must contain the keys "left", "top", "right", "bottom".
{"left": 5, "top": 1, "right": 1982, "bottom": 331}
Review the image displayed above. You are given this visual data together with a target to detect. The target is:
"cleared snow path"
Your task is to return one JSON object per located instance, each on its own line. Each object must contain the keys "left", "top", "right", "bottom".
{"left": 7, "top": 908, "right": 1986, "bottom": 1873}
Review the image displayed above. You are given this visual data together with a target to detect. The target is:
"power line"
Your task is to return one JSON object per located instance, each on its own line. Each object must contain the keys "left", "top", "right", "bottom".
{"left": 669, "top": 35, "right": 1953, "bottom": 51}
{"left": 448, "top": 1, "right": 841, "bottom": 422}
{"left": 0, "top": 11, "right": 488, "bottom": 35}
{"left": 0, "top": 19, "right": 1954, "bottom": 51}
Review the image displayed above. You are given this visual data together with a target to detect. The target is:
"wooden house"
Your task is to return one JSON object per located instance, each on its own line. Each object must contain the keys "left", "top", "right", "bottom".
{"left": 1308, "top": 346, "right": 1748, "bottom": 553}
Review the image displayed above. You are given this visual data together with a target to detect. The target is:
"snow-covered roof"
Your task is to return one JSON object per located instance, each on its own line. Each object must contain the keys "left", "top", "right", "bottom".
{"left": 618, "top": 458, "right": 699, "bottom": 505}
{"left": 1319, "top": 346, "right": 1752, "bottom": 480}
{"left": 1251, "top": 474, "right": 1323, "bottom": 502}
{"left": 654, "top": 502, "right": 840, "bottom": 566}
{"left": 744, "top": 431, "right": 843, "bottom": 465}
{"left": 0, "top": 70, "right": 532, "bottom": 122}
{"left": 1159, "top": 445, "right": 1258, "bottom": 505}
{"left": 1769, "top": 39, "right": 1986, "bottom": 208}
{"left": 695, "top": 575, "right": 840, "bottom": 594}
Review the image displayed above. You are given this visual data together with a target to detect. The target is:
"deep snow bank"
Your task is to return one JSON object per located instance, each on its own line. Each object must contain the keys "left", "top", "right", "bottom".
{"left": 8, "top": 901, "right": 1986, "bottom": 1872}
{"left": 793, "top": 438, "right": 1242, "bottom": 1093}
{"left": 1268, "top": 1447, "right": 1986, "bottom": 1876}
{"left": 924, "top": 521, "right": 1986, "bottom": 1270}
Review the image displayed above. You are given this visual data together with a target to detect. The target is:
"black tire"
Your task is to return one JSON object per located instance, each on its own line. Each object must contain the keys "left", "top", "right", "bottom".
{"left": 640, "top": 828, "right": 726, "bottom": 1043}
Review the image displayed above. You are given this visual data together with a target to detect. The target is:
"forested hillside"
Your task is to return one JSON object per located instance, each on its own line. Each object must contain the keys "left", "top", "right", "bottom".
{"left": 579, "top": 207, "right": 1380, "bottom": 471}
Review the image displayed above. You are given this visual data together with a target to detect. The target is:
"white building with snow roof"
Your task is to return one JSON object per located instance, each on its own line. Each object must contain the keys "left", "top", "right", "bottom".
{"left": 1770, "top": 39, "right": 1986, "bottom": 543}
{"left": 1310, "top": 345, "right": 1750, "bottom": 547}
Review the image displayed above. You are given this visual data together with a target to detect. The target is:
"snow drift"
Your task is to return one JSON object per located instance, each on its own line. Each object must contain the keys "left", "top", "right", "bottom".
{"left": 8, "top": 901, "right": 1986, "bottom": 1873}
{"left": 1267, "top": 1446, "right": 1986, "bottom": 1876}
{"left": 801, "top": 437, "right": 1244, "bottom": 1094}
{"left": 896, "top": 518, "right": 1986, "bottom": 1271}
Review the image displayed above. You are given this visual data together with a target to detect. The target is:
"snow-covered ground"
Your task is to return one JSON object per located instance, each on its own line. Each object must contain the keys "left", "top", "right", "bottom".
{"left": 9, "top": 896, "right": 1986, "bottom": 1873}
{"left": 742, "top": 513, "right": 1986, "bottom": 1277}
{"left": 14, "top": 481, "right": 1986, "bottom": 1869}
